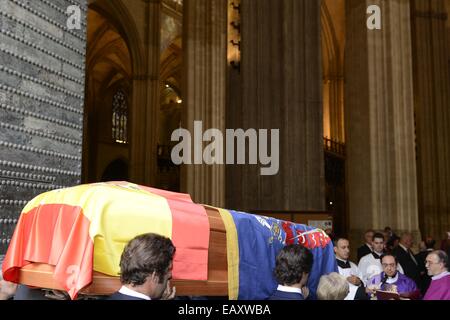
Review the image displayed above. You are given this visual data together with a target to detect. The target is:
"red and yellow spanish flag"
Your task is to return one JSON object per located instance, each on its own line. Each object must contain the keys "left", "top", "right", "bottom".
{"left": 1, "top": 182, "right": 210, "bottom": 299}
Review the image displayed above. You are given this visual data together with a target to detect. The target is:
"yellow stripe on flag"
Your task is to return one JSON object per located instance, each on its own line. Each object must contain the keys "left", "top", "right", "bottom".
{"left": 215, "top": 208, "right": 239, "bottom": 300}
{"left": 21, "top": 183, "right": 173, "bottom": 276}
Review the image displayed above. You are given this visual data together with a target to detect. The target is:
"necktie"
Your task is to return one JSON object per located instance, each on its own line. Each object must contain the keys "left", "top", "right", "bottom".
{"left": 408, "top": 249, "right": 418, "bottom": 265}
{"left": 372, "top": 252, "right": 381, "bottom": 260}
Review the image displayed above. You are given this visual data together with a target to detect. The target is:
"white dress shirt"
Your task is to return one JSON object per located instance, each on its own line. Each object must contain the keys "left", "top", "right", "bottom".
{"left": 276, "top": 285, "right": 303, "bottom": 294}
{"left": 119, "top": 286, "right": 151, "bottom": 300}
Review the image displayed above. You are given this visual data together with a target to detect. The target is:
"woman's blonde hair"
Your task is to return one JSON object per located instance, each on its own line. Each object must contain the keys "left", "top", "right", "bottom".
{"left": 316, "top": 272, "right": 349, "bottom": 300}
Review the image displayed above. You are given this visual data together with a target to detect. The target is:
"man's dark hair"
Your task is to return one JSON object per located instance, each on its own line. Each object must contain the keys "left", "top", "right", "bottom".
{"left": 373, "top": 232, "right": 385, "bottom": 241}
{"left": 430, "top": 250, "right": 449, "bottom": 269}
{"left": 380, "top": 253, "right": 398, "bottom": 265}
{"left": 274, "top": 244, "right": 313, "bottom": 286}
{"left": 333, "top": 237, "right": 349, "bottom": 247}
{"left": 425, "top": 238, "right": 436, "bottom": 249}
{"left": 119, "top": 233, "right": 176, "bottom": 286}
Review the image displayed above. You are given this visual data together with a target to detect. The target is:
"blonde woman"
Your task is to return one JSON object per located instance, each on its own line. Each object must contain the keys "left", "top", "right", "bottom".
{"left": 317, "top": 272, "right": 349, "bottom": 300}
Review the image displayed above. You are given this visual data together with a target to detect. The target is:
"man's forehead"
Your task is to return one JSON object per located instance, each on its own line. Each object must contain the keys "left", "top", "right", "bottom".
{"left": 338, "top": 239, "right": 349, "bottom": 246}
{"left": 426, "top": 254, "right": 439, "bottom": 262}
{"left": 382, "top": 256, "right": 395, "bottom": 263}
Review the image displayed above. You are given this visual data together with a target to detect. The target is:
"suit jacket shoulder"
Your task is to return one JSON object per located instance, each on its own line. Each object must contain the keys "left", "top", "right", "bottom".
{"left": 392, "top": 246, "right": 407, "bottom": 256}
{"left": 357, "top": 245, "right": 372, "bottom": 262}
{"left": 268, "top": 290, "right": 304, "bottom": 300}
{"left": 392, "top": 246, "right": 419, "bottom": 281}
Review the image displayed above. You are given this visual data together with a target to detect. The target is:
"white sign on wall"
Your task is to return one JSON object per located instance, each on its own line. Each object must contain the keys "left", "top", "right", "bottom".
{"left": 308, "top": 220, "right": 333, "bottom": 231}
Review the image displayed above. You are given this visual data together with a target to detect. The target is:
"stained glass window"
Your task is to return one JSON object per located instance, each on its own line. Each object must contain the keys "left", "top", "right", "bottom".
{"left": 112, "top": 90, "right": 128, "bottom": 144}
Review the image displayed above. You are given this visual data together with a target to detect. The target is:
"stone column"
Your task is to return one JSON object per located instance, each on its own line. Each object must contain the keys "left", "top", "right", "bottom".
{"left": 411, "top": 0, "right": 450, "bottom": 241}
{"left": 225, "top": 0, "right": 325, "bottom": 212}
{"left": 182, "top": 0, "right": 227, "bottom": 207}
{"left": 345, "top": 0, "right": 420, "bottom": 249}
{"left": 129, "top": 0, "right": 161, "bottom": 186}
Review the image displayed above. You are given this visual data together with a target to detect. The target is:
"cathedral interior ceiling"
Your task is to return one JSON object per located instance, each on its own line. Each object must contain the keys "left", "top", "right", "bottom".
{"left": 322, "top": 0, "right": 345, "bottom": 77}
{"left": 87, "top": 9, "right": 131, "bottom": 88}
{"left": 160, "top": 38, "right": 182, "bottom": 89}
{"left": 161, "top": 10, "right": 182, "bottom": 53}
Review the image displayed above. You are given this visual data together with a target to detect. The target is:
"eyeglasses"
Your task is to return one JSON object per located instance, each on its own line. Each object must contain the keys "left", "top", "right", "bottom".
{"left": 425, "top": 260, "right": 441, "bottom": 265}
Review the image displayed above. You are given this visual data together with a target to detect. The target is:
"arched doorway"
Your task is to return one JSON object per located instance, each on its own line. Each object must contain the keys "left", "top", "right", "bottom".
{"left": 101, "top": 158, "right": 129, "bottom": 181}
{"left": 83, "top": 5, "right": 132, "bottom": 182}
{"left": 158, "top": 36, "right": 182, "bottom": 191}
{"left": 83, "top": 0, "right": 181, "bottom": 188}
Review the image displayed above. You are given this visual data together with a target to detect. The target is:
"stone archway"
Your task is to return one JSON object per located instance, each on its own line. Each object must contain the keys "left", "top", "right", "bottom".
{"left": 321, "top": 0, "right": 345, "bottom": 143}
{"left": 158, "top": 37, "right": 182, "bottom": 191}
{"left": 83, "top": 5, "right": 132, "bottom": 183}
{"left": 87, "top": 0, "right": 144, "bottom": 77}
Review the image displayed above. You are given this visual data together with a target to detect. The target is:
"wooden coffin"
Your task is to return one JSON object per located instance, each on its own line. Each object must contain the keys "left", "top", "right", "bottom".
{"left": 16, "top": 207, "right": 228, "bottom": 297}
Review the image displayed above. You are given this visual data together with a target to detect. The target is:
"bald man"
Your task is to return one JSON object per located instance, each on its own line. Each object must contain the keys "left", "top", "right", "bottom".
{"left": 423, "top": 250, "right": 450, "bottom": 300}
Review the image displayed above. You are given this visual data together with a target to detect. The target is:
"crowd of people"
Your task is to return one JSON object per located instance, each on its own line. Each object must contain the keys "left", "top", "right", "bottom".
{"left": 0, "top": 229, "right": 449, "bottom": 300}
{"left": 333, "top": 227, "right": 450, "bottom": 300}
{"left": 272, "top": 229, "right": 449, "bottom": 300}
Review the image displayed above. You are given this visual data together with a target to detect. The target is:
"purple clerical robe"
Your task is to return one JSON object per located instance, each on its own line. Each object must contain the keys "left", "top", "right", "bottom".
{"left": 368, "top": 272, "right": 420, "bottom": 299}
{"left": 423, "top": 272, "right": 450, "bottom": 300}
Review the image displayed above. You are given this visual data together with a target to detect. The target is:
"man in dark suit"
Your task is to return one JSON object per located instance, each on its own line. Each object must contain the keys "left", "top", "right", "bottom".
{"left": 392, "top": 232, "right": 421, "bottom": 288}
{"left": 107, "top": 233, "right": 176, "bottom": 300}
{"left": 268, "top": 244, "right": 313, "bottom": 300}
{"left": 440, "top": 232, "right": 450, "bottom": 257}
{"left": 415, "top": 237, "right": 435, "bottom": 294}
{"left": 357, "top": 229, "right": 374, "bottom": 262}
